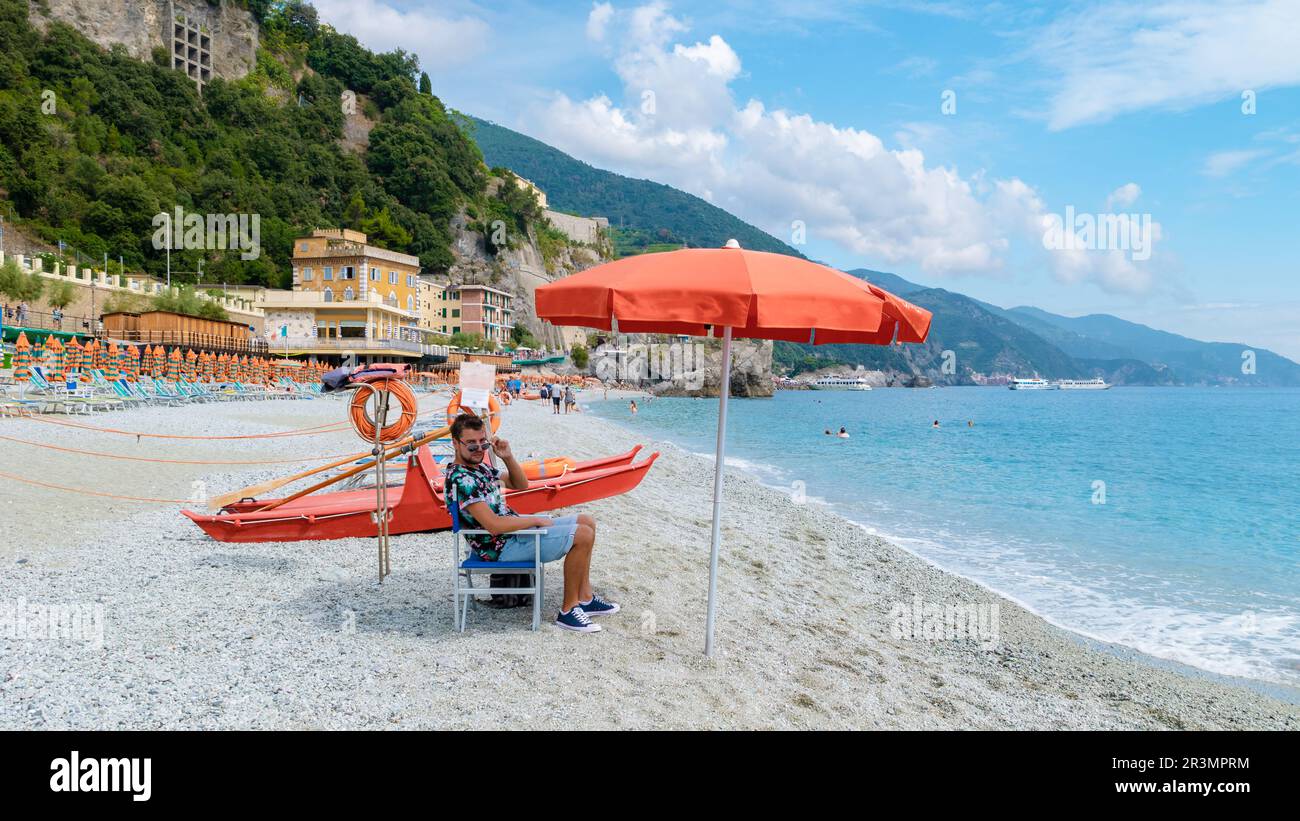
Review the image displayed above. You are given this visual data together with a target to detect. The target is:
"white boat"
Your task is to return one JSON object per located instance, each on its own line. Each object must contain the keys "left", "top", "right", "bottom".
{"left": 810, "top": 376, "right": 873, "bottom": 391}
{"left": 1008, "top": 377, "right": 1054, "bottom": 390}
{"left": 1056, "top": 378, "right": 1110, "bottom": 390}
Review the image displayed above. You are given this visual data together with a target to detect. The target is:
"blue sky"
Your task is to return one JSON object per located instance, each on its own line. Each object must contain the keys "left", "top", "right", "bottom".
{"left": 313, "top": 0, "right": 1300, "bottom": 360}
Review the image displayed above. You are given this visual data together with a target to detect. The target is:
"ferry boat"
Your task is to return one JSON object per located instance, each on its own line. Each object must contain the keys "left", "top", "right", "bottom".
{"left": 810, "top": 376, "right": 873, "bottom": 391}
{"left": 1007, "top": 377, "right": 1054, "bottom": 390}
{"left": 1056, "top": 377, "right": 1110, "bottom": 390}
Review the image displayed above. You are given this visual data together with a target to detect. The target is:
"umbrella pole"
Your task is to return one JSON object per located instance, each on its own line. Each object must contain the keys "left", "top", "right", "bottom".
{"left": 704, "top": 326, "right": 733, "bottom": 656}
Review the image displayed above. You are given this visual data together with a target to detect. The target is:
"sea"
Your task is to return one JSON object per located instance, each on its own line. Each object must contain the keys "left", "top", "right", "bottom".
{"left": 587, "top": 386, "right": 1300, "bottom": 687}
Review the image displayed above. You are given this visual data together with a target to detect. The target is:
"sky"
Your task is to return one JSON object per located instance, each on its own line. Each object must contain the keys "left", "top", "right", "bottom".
{"left": 312, "top": 0, "right": 1300, "bottom": 360}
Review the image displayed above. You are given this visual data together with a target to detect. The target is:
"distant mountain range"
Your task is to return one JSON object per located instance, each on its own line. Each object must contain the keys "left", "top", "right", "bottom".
{"left": 464, "top": 119, "right": 1299, "bottom": 386}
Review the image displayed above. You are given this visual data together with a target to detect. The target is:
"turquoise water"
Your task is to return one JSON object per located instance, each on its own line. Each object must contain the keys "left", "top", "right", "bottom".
{"left": 588, "top": 387, "right": 1300, "bottom": 685}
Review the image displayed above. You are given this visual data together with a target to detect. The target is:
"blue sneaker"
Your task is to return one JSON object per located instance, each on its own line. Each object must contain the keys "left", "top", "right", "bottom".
{"left": 579, "top": 594, "right": 621, "bottom": 617}
{"left": 555, "top": 605, "right": 601, "bottom": 633}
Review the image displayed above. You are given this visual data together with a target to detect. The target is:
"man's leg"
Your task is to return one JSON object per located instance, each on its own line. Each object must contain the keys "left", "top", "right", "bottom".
{"left": 575, "top": 514, "right": 596, "bottom": 601}
{"left": 561, "top": 523, "right": 595, "bottom": 611}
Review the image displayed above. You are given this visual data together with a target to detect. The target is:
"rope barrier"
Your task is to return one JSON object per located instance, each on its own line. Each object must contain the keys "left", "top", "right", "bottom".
{"left": 0, "top": 434, "right": 357, "bottom": 465}
{"left": 17, "top": 415, "right": 354, "bottom": 439}
{"left": 0, "top": 469, "right": 189, "bottom": 503}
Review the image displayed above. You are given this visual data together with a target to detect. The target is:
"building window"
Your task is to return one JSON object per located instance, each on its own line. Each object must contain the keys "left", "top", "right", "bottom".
{"left": 301, "top": 267, "right": 313, "bottom": 281}
{"left": 452, "top": 309, "right": 460, "bottom": 318}
{"left": 370, "top": 267, "right": 379, "bottom": 281}
{"left": 324, "top": 288, "right": 334, "bottom": 302}
{"left": 387, "top": 291, "right": 398, "bottom": 307}
{"left": 344, "top": 287, "right": 355, "bottom": 301}
{"left": 299, "top": 242, "right": 308, "bottom": 251}
{"left": 407, "top": 295, "right": 414, "bottom": 311}
{"left": 342, "top": 266, "right": 354, "bottom": 280}
{"left": 323, "top": 266, "right": 333, "bottom": 281}
{"left": 389, "top": 270, "right": 398, "bottom": 285}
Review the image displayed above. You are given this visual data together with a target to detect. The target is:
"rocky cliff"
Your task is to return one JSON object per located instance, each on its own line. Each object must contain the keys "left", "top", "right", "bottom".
{"left": 30, "top": 0, "right": 258, "bottom": 83}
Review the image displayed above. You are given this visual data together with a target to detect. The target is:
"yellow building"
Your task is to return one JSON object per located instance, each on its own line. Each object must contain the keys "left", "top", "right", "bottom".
{"left": 256, "top": 228, "right": 429, "bottom": 362}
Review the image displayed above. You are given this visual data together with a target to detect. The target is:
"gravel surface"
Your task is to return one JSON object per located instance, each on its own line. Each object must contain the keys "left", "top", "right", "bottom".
{"left": 2, "top": 392, "right": 1297, "bottom": 729}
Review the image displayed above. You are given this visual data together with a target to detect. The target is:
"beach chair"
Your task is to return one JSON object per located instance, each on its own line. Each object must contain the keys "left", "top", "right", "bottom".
{"left": 448, "top": 484, "right": 548, "bottom": 632}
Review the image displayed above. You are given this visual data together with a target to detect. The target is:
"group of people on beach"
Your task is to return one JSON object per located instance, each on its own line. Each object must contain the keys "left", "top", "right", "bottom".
{"left": 539, "top": 382, "right": 577, "bottom": 414}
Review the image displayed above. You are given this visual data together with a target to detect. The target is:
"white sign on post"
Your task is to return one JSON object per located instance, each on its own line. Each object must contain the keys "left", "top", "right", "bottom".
{"left": 458, "top": 361, "right": 496, "bottom": 411}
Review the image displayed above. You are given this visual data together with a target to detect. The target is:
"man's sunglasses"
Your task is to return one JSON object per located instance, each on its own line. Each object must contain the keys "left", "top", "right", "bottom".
{"left": 460, "top": 440, "right": 492, "bottom": 453}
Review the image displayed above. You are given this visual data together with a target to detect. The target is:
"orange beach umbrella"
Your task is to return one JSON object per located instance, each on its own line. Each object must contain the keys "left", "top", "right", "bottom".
{"left": 45, "top": 336, "right": 65, "bottom": 383}
{"left": 535, "top": 240, "right": 932, "bottom": 655}
{"left": 13, "top": 332, "right": 31, "bottom": 396}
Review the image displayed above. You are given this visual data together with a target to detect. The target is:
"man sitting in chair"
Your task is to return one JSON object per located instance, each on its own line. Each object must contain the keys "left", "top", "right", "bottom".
{"left": 444, "top": 412, "right": 619, "bottom": 633}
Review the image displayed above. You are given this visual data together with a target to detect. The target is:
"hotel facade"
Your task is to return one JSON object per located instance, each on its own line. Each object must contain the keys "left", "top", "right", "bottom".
{"left": 257, "top": 229, "right": 447, "bottom": 363}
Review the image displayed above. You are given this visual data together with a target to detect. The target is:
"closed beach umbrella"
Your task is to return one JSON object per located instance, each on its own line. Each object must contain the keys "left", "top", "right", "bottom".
{"left": 45, "top": 336, "right": 65, "bottom": 384}
{"left": 167, "top": 347, "right": 181, "bottom": 381}
{"left": 536, "top": 241, "right": 932, "bottom": 655}
{"left": 33, "top": 336, "right": 45, "bottom": 369}
{"left": 152, "top": 345, "right": 166, "bottom": 378}
{"left": 126, "top": 344, "right": 140, "bottom": 382}
{"left": 184, "top": 349, "right": 198, "bottom": 382}
{"left": 105, "top": 342, "right": 120, "bottom": 381}
{"left": 13, "top": 332, "right": 31, "bottom": 397}
{"left": 91, "top": 339, "right": 105, "bottom": 372}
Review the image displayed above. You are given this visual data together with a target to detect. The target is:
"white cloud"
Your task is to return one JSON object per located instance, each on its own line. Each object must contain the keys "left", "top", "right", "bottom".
{"left": 312, "top": 0, "right": 490, "bottom": 72}
{"left": 587, "top": 2, "right": 615, "bottom": 42}
{"left": 1032, "top": 0, "right": 1300, "bottom": 130}
{"left": 1105, "top": 183, "right": 1142, "bottom": 209}
{"left": 1201, "top": 148, "right": 1270, "bottom": 177}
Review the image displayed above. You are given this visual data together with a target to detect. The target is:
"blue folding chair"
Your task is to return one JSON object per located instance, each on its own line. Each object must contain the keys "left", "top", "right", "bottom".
{"left": 448, "top": 482, "right": 548, "bottom": 631}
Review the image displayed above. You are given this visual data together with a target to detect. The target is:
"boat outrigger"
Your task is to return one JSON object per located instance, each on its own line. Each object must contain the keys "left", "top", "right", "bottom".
{"left": 182, "top": 445, "right": 657, "bottom": 543}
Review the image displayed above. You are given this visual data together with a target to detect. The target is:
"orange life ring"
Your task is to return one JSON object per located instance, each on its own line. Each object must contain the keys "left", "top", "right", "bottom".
{"left": 446, "top": 391, "right": 502, "bottom": 433}
{"left": 350, "top": 378, "right": 418, "bottom": 443}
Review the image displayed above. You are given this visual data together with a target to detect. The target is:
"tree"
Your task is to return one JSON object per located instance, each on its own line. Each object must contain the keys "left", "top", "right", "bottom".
{"left": 570, "top": 344, "right": 589, "bottom": 369}
{"left": 45, "top": 280, "right": 77, "bottom": 310}
{"left": 419, "top": 72, "right": 432, "bottom": 94}
{"left": 510, "top": 322, "right": 539, "bottom": 349}
{"left": 343, "top": 191, "right": 367, "bottom": 230}
{"left": 0, "top": 258, "right": 45, "bottom": 302}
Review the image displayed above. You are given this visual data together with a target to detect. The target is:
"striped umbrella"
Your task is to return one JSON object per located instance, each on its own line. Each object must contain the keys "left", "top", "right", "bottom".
{"left": 105, "top": 342, "right": 120, "bottom": 381}
{"left": 197, "top": 351, "right": 210, "bottom": 383}
{"left": 152, "top": 345, "right": 166, "bottom": 378}
{"left": 184, "top": 349, "right": 198, "bottom": 382}
{"left": 166, "top": 347, "right": 181, "bottom": 381}
{"left": 126, "top": 345, "right": 140, "bottom": 382}
{"left": 13, "top": 332, "right": 31, "bottom": 397}
{"left": 239, "top": 355, "right": 250, "bottom": 382}
{"left": 45, "top": 336, "right": 65, "bottom": 383}
{"left": 66, "top": 337, "right": 84, "bottom": 383}
{"left": 33, "top": 336, "right": 46, "bottom": 370}
{"left": 90, "top": 339, "right": 105, "bottom": 372}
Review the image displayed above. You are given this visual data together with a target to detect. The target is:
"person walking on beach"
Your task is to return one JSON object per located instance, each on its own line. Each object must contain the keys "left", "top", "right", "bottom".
{"left": 563, "top": 385, "right": 575, "bottom": 414}
{"left": 443, "top": 413, "right": 619, "bottom": 632}
{"left": 550, "top": 383, "right": 562, "bottom": 414}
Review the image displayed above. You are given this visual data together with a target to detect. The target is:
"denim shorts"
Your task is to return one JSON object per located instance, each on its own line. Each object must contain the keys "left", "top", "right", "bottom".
{"left": 497, "top": 515, "right": 579, "bottom": 563}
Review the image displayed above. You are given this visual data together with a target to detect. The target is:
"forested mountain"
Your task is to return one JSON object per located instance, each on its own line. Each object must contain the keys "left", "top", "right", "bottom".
{"left": 464, "top": 116, "right": 803, "bottom": 258}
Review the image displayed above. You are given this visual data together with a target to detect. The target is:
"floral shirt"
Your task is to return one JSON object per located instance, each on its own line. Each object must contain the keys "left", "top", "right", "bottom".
{"left": 445, "top": 461, "right": 517, "bottom": 561}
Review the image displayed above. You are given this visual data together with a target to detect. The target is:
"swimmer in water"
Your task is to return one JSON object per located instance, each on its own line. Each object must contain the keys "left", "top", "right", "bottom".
{"left": 838, "top": 426, "right": 849, "bottom": 438}
{"left": 630, "top": 400, "right": 638, "bottom": 414}
{"left": 967, "top": 420, "right": 973, "bottom": 427}
{"left": 932, "top": 419, "right": 940, "bottom": 428}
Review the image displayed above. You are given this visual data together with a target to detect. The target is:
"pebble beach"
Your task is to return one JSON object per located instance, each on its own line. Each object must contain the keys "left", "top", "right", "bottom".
{"left": 2, "top": 391, "right": 1297, "bottom": 730}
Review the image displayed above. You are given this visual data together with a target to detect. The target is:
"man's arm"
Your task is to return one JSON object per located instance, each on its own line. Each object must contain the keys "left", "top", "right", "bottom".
{"left": 491, "top": 436, "right": 530, "bottom": 490}
{"left": 464, "top": 501, "right": 551, "bottom": 535}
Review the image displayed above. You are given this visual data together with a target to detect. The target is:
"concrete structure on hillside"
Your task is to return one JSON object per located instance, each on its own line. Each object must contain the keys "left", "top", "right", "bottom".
{"left": 543, "top": 210, "right": 609, "bottom": 245}
{"left": 30, "top": 0, "right": 259, "bottom": 93}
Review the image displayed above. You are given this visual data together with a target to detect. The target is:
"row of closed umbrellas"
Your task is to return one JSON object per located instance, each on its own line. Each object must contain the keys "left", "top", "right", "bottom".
{"left": 9, "top": 331, "right": 330, "bottom": 386}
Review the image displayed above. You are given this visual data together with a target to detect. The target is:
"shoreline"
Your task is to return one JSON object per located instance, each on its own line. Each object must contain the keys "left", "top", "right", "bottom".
{"left": 586, "top": 389, "right": 1300, "bottom": 703}
{"left": 1, "top": 393, "right": 1297, "bottom": 729}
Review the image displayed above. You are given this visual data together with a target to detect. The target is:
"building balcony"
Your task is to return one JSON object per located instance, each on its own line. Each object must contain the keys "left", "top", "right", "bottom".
{"left": 275, "top": 337, "right": 423, "bottom": 355}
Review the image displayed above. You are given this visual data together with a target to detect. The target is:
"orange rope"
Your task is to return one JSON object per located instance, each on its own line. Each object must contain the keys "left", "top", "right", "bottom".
{"left": 0, "top": 469, "right": 188, "bottom": 503}
{"left": 20, "top": 415, "right": 353, "bottom": 439}
{"left": 349, "top": 379, "right": 418, "bottom": 443}
{"left": 0, "top": 434, "right": 356, "bottom": 465}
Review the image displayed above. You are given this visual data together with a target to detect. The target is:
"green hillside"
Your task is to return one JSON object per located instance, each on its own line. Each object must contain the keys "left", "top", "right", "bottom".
{"left": 462, "top": 116, "right": 804, "bottom": 258}
{"left": 0, "top": 0, "right": 542, "bottom": 287}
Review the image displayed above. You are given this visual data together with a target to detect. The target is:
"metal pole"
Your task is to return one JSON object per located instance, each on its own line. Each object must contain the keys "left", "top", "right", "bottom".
{"left": 704, "top": 326, "right": 733, "bottom": 656}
